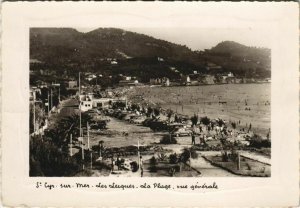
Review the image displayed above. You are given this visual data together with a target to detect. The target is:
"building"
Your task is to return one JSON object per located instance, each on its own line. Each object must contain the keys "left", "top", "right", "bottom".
{"left": 149, "top": 77, "right": 169, "bottom": 86}
{"left": 92, "top": 98, "right": 113, "bottom": 109}
{"left": 163, "top": 78, "right": 170, "bottom": 86}
{"left": 157, "top": 57, "right": 164, "bottom": 62}
{"left": 228, "top": 72, "right": 234, "bottom": 77}
{"left": 68, "top": 80, "right": 77, "bottom": 88}
{"left": 181, "top": 75, "right": 191, "bottom": 85}
{"left": 150, "top": 78, "right": 162, "bottom": 85}
{"left": 80, "top": 100, "right": 93, "bottom": 112}
{"left": 205, "top": 62, "right": 222, "bottom": 71}
{"left": 118, "top": 79, "right": 139, "bottom": 87}
{"left": 80, "top": 96, "right": 113, "bottom": 112}
{"left": 200, "top": 75, "right": 215, "bottom": 85}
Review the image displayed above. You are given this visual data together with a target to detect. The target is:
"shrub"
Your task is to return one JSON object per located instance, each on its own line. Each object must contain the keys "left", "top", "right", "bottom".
{"left": 191, "top": 114, "right": 198, "bottom": 126}
{"left": 149, "top": 156, "right": 157, "bottom": 172}
{"left": 180, "top": 148, "right": 198, "bottom": 163}
{"left": 249, "top": 134, "right": 271, "bottom": 148}
{"left": 160, "top": 134, "right": 177, "bottom": 144}
{"left": 221, "top": 151, "right": 229, "bottom": 162}
{"left": 130, "top": 161, "right": 139, "bottom": 172}
{"left": 169, "top": 153, "right": 179, "bottom": 164}
{"left": 200, "top": 116, "right": 210, "bottom": 126}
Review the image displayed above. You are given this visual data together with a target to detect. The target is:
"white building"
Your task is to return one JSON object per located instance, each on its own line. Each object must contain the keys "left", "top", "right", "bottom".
{"left": 228, "top": 72, "right": 234, "bottom": 77}
{"left": 80, "top": 97, "right": 113, "bottom": 112}
{"left": 80, "top": 100, "right": 93, "bottom": 112}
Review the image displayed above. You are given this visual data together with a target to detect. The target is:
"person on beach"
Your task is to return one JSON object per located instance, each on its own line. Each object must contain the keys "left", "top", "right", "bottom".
{"left": 117, "top": 156, "right": 121, "bottom": 170}
{"left": 191, "top": 132, "right": 195, "bottom": 145}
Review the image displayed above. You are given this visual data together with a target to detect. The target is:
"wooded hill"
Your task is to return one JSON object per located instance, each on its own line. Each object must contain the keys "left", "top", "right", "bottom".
{"left": 30, "top": 28, "right": 271, "bottom": 82}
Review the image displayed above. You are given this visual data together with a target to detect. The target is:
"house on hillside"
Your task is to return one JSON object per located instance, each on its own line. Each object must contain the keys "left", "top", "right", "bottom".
{"left": 150, "top": 78, "right": 162, "bottom": 85}
{"left": 199, "top": 75, "right": 215, "bottom": 84}
{"left": 85, "top": 74, "right": 97, "bottom": 81}
{"left": 157, "top": 57, "right": 164, "bottom": 62}
{"left": 111, "top": 60, "right": 118, "bottom": 65}
{"left": 205, "top": 62, "right": 222, "bottom": 71}
{"left": 118, "top": 79, "right": 139, "bottom": 87}
{"left": 181, "top": 75, "right": 191, "bottom": 85}
{"left": 150, "top": 77, "right": 170, "bottom": 86}
{"left": 163, "top": 78, "right": 170, "bottom": 86}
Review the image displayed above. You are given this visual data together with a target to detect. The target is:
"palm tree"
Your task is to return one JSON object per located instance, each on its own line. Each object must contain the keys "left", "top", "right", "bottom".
{"left": 99, "top": 140, "right": 104, "bottom": 158}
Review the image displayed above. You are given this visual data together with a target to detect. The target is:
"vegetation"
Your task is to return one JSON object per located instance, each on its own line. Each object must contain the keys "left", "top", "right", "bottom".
{"left": 169, "top": 153, "right": 179, "bottom": 164}
{"left": 30, "top": 113, "right": 93, "bottom": 176}
{"left": 160, "top": 134, "right": 177, "bottom": 144}
{"left": 200, "top": 116, "right": 210, "bottom": 126}
{"left": 190, "top": 114, "right": 198, "bottom": 126}
{"left": 29, "top": 103, "right": 46, "bottom": 134}
{"left": 149, "top": 156, "right": 157, "bottom": 172}
{"left": 30, "top": 28, "right": 271, "bottom": 86}
{"left": 30, "top": 135, "right": 81, "bottom": 176}
{"left": 180, "top": 148, "right": 198, "bottom": 163}
{"left": 249, "top": 134, "right": 271, "bottom": 149}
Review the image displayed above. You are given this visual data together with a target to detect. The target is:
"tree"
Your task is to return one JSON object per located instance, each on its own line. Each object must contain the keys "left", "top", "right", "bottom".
{"left": 174, "top": 114, "right": 179, "bottom": 123}
{"left": 30, "top": 102, "right": 46, "bottom": 133}
{"left": 217, "top": 119, "right": 225, "bottom": 127}
{"left": 154, "top": 108, "right": 160, "bottom": 118}
{"left": 45, "top": 113, "right": 93, "bottom": 148}
{"left": 149, "top": 156, "right": 157, "bottom": 172}
{"left": 169, "top": 153, "right": 179, "bottom": 164}
{"left": 30, "top": 135, "right": 81, "bottom": 176}
{"left": 146, "top": 107, "right": 153, "bottom": 117}
{"left": 99, "top": 140, "right": 104, "bottom": 158}
{"left": 231, "top": 122, "right": 236, "bottom": 129}
{"left": 180, "top": 148, "right": 198, "bottom": 163}
{"left": 167, "top": 109, "right": 173, "bottom": 123}
{"left": 200, "top": 116, "right": 210, "bottom": 128}
{"left": 160, "top": 134, "right": 177, "bottom": 144}
{"left": 190, "top": 114, "right": 198, "bottom": 127}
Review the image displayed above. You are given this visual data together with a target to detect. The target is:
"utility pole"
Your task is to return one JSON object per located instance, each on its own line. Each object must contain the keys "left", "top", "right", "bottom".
{"left": 58, "top": 86, "right": 61, "bottom": 103}
{"left": 47, "top": 90, "right": 50, "bottom": 114}
{"left": 87, "top": 122, "right": 90, "bottom": 150}
{"left": 79, "top": 72, "right": 82, "bottom": 138}
{"left": 137, "top": 138, "right": 140, "bottom": 170}
{"left": 79, "top": 72, "right": 84, "bottom": 170}
{"left": 33, "top": 93, "right": 36, "bottom": 133}
{"left": 50, "top": 88, "right": 53, "bottom": 111}
{"left": 70, "top": 134, "right": 73, "bottom": 156}
{"left": 82, "top": 138, "right": 85, "bottom": 170}
{"left": 90, "top": 151, "right": 93, "bottom": 169}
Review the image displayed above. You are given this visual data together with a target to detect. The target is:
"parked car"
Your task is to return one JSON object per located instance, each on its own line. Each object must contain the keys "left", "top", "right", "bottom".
{"left": 172, "top": 127, "right": 192, "bottom": 137}
{"left": 168, "top": 123, "right": 186, "bottom": 132}
{"left": 142, "top": 118, "right": 153, "bottom": 127}
{"left": 123, "top": 113, "right": 137, "bottom": 122}
{"left": 149, "top": 120, "right": 169, "bottom": 131}
{"left": 130, "top": 116, "right": 146, "bottom": 124}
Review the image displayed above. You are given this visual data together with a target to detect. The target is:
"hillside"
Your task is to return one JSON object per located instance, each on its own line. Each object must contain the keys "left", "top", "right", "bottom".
{"left": 30, "top": 28, "right": 271, "bottom": 81}
{"left": 30, "top": 28, "right": 200, "bottom": 66}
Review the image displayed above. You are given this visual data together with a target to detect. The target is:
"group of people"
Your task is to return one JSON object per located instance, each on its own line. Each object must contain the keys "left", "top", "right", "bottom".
{"left": 191, "top": 132, "right": 206, "bottom": 145}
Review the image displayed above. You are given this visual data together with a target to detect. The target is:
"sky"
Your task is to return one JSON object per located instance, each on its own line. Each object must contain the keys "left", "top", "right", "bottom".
{"left": 76, "top": 27, "right": 272, "bottom": 51}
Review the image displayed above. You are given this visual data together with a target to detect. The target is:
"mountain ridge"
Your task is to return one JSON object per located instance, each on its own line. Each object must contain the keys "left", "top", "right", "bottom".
{"left": 30, "top": 27, "right": 271, "bottom": 80}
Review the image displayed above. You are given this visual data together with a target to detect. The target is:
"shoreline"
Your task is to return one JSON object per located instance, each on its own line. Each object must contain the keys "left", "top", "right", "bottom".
{"left": 122, "top": 83, "right": 270, "bottom": 138}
